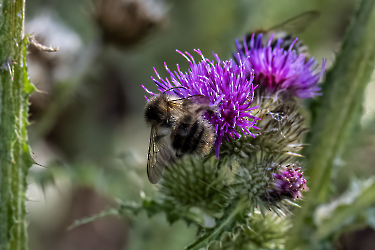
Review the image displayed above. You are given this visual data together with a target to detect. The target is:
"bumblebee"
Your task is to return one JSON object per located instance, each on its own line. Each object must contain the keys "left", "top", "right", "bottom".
{"left": 144, "top": 89, "right": 216, "bottom": 184}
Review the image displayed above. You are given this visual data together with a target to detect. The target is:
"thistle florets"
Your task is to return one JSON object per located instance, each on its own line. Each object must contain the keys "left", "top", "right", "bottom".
{"left": 235, "top": 33, "right": 327, "bottom": 100}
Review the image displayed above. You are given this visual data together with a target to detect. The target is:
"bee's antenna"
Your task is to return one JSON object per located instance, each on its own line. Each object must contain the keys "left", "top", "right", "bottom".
{"left": 162, "top": 86, "right": 188, "bottom": 95}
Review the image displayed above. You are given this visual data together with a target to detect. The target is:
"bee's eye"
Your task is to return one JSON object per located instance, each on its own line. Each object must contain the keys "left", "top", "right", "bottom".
{"left": 146, "top": 107, "right": 162, "bottom": 122}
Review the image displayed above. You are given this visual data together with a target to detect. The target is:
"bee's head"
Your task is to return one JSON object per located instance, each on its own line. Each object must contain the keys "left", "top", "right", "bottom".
{"left": 144, "top": 94, "right": 170, "bottom": 126}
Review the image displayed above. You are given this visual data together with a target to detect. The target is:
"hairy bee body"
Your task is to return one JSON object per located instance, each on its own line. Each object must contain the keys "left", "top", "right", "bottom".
{"left": 144, "top": 93, "right": 215, "bottom": 184}
{"left": 171, "top": 114, "right": 215, "bottom": 157}
{"left": 144, "top": 94, "right": 177, "bottom": 129}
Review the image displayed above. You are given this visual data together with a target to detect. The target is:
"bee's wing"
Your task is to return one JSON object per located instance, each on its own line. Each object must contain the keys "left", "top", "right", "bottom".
{"left": 170, "top": 95, "right": 212, "bottom": 115}
{"left": 185, "top": 95, "right": 211, "bottom": 105}
{"left": 170, "top": 95, "right": 211, "bottom": 106}
{"left": 268, "top": 10, "right": 320, "bottom": 34}
{"left": 147, "top": 127, "right": 173, "bottom": 184}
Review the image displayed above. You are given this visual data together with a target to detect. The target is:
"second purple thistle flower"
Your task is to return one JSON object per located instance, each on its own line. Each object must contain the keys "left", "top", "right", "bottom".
{"left": 143, "top": 49, "right": 260, "bottom": 158}
{"left": 236, "top": 33, "right": 327, "bottom": 100}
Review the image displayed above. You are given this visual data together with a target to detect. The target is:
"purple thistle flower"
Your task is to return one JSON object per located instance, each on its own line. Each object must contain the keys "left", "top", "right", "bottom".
{"left": 235, "top": 33, "right": 327, "bottom": 99}
{"left": 270, "top": 165, "right": 308, "bottom": 200}
{"left": 143, "top": 49, "right": 260, "bottom": 158}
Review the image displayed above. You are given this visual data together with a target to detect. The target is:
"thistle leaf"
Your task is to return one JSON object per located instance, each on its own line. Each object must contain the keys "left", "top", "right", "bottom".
{"left": 314, "top": 177, "right": 375, "bottom": 240}
{"left": 288, "top": 1, "right": 375, "bottom": 247}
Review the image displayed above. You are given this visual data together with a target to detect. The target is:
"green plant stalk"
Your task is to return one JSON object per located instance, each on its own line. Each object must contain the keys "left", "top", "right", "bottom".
{"left": 287, "top": 0, "right": 375, "bottom": 248}
{"left": 0, "top": 0, "right": 34, "bottom": 249}
{"left": 314, "top": 178, "right": 375, "bottom": 240}
{"left": 186, "top": 197, "right": 248, "bottom": 250}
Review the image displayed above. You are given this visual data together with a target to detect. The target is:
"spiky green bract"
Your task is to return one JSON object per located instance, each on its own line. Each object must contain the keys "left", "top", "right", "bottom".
{"left": 68, "top": 154, "right": 305, "bottom": 250}
{"left": 208, "top": 212, "right": 291, "bottom": 250}
{"left": 159, "top": 157, "right": 231, "bottom": 215}
{"left": 254, "top": 101, "right": 306, "bottom": 155}
{"left": 218, "top": 100, "right": 306, "bottom": 166}
{"left": 182, "top": 153, "right": 304, "bottom": 250}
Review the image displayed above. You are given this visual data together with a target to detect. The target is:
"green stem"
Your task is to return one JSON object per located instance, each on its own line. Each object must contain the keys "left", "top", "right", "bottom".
{"left": 0, "top": 0, "right": 33, "bottom": 249}
{"left": 186, "top": 197, "right": 247, "bottom": 250}
{"left": 287, "top": 0, "right": 375, "bottom": 248}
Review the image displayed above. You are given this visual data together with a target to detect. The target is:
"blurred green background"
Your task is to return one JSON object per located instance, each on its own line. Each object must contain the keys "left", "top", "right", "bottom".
{"left": 25, "top": 0, "right": 375, "bottom": 249}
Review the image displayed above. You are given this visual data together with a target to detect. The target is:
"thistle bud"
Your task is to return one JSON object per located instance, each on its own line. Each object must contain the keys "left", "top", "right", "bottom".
{"left": 253, "top": 100, "right": 307, "bottom": 155}
{"left": 219, "top": 100, "right": 306, "bottom": 162}
{"left": 159, "top": 157, "right": 230, "bottom": 214}
{"left": 233, "top": 154, "right": 307, "bottom": 214}
{"left": 94, "top": 0, "right": 167, "bottom": 48}
{"left": 233, "top": 155, "right": 285, "bottom": 213}
{"left": 208, "top": 212, "right": 290, "bottom": 250}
